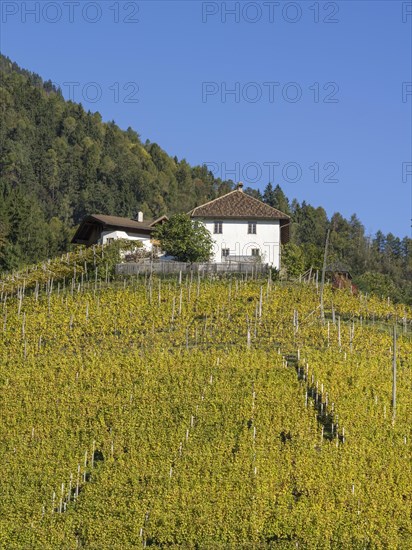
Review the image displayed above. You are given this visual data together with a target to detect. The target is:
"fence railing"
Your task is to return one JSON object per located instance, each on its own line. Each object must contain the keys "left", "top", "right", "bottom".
{"left": 116, "top": 260, "right": 269, "bottom": 276}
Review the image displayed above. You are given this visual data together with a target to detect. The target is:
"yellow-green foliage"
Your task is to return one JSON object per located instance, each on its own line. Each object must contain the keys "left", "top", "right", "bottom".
{"left": 0, "top": 239, "right": 134, "bottom": 295}
{"left": 0, "top": 275, "right": 411, "bottom": 549}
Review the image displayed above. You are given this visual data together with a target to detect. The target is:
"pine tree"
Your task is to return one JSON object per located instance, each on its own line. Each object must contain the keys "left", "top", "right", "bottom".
{"left": 263, "top": 182, "right": 275, "bottom": 206}
{"left": 273, "top": 185, "right": 290, "bottom": 214}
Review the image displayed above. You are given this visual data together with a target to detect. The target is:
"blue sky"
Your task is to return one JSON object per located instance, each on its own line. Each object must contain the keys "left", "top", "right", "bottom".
{"left": 1, "top": 0, "right": 411, "bottom": 238}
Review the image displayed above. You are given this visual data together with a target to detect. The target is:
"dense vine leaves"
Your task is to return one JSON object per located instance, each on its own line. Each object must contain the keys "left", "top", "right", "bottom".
{"left": 0, "top": 255, "right": 411, "bottom": 548}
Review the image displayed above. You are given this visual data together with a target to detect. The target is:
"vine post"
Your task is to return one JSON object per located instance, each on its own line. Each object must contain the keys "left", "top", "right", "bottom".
{"left": 320, "top": 228, "right": 330, "bottom": 324}
{"left": 392, "top": 324, "right": 397, "bottom": 425}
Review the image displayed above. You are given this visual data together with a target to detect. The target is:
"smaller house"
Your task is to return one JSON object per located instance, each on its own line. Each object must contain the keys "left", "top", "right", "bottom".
{"left": 71, "top": 213, "right": 167, "bottom": 250}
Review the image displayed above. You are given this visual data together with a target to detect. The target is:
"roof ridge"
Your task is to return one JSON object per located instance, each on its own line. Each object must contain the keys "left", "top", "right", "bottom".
{"left": 91, "top": 214, "right": 134, "bottom": 221}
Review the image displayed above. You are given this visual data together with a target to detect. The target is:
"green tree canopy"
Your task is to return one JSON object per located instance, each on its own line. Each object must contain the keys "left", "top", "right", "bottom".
{"left": 281, "top": 243, "right": 305, "bottom": 278}
{"left": 153, "top": 214, "right": 213, "bottom": 263}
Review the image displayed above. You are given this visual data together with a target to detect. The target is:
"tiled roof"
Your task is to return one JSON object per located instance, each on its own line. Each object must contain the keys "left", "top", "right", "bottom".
{"left": 189, "top": 189, "right": 290, "bottom": 220}
{"left": 88, "top": 214, "right": 154, "bottom": 230}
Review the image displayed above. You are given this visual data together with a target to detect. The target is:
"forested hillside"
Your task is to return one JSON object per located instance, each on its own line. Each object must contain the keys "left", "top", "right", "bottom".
{"left": 259, "top": 184, "right": 412, "bottom": 304}
{"left": 0, "top": 55, "right": 410, "bottom": 302}
{"left": 0, "top": 55, "right": 233, "bottom": 267}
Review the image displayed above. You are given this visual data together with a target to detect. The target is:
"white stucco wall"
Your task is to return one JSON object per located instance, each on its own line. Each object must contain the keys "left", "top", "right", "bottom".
{"left": 201, "top": 219, "right": 281, "bottom": 268}
{"left": 100, "top": 230, "right": 152, "bottom": 250}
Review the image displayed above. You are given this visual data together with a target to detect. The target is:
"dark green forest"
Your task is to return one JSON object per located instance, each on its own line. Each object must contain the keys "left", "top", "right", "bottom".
{"left": 0, "top": 55, "right": 410, "bottom": 302}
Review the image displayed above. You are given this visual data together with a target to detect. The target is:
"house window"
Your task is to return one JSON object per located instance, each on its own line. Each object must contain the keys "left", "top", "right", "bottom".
{"left": 214, "top": 221, "right": 223, "bottom": 234}
{"left": 251, "top": 248, "right": 260, "bottom": 257}
{"left": 248, "top": 222, "right": 257, "bottom": 234}
{"left": 106, "top": 238, "right": 115, "bottom": 244}
{"left": 222, "top": 248, "right": 230, "bottom": 258}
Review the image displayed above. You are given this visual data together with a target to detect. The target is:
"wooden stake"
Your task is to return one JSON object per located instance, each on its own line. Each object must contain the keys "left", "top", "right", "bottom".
{"left": 338, "top": 316, "right": 341, "bottom": 348}
{"left": 392, "top": 325, "right": 397, "bottom": 424}
{"left": 320, "top": 228, "right": 330, "bottom": 323}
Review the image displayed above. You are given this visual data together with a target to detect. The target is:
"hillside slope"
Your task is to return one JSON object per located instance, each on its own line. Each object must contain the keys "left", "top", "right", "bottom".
{"left": 1, "top": 270, "right": 411, "bottom": 548}
{"left": 0, "top": 54, "right": 410, "bottom": 304}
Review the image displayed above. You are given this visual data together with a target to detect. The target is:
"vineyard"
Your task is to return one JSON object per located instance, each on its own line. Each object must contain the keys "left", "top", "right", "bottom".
{"left": 1, "top": 252, "right": 411, "bottom": 549}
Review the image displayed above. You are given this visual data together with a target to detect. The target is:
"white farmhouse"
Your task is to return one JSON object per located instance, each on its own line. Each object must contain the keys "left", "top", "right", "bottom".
{"left": 188, "top": 183, "right": 290, "bottom": 269}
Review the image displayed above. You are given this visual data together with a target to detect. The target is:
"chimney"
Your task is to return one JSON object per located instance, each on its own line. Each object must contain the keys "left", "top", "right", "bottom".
{"left": 237, "top": 182, "right": 244, "bottom": 192}
{"left": 137, "top": 211, "right": 144, "bottom": 222}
